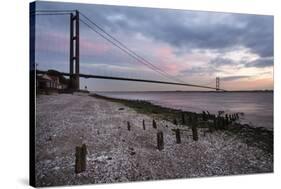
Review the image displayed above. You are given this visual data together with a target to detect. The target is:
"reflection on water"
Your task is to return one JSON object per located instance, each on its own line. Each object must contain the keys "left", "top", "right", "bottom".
{"left": 97, "top": 91, "right": 273, "bottom": 130}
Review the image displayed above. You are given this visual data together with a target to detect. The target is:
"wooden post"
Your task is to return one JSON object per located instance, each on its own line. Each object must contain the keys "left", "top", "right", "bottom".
{"left": 175, "top": 128, "right": 181, "bottom": 144}
{"left": 181, "top": 113, "right": 185, "bottom": 124}
{"left": 209, "top": 119, "right": 214, "bottom": 133}
{"left": 207, "top": 111, "right": 211, "bottom": 119}
{"left": 152, "top": 119, "right": 157, "bottom": 129}
{"left": 143, "top": 120, "right": 146, "bottom": 130}
{"left": 217, "top": 116, "right": 221, "bottom": 129}
{"left": 214, "top": 116, "right": 218, "bottom": 129}
{"left": 81, "top": 144, "right": 87, "bottom": 171}
{"left": 127, "top": 121, "right": 131, "bottom": 131}
{"left": 202, "top": 111, "right": 207, "bottom": 121}
{"left": 157, "top": 131, "right": 164, "bottom": 150}
{"left": 173, "top": 119, "right": 178, "bottom": 125}
{"left": 192, "top": 125, "right": 198, "bottom": 141}
{"left": 220, "top": 116, "right": 224, "bottom": 129}
{"left": 225, "top": 114, "right": 229, "bottom": 125}
{"left": 75, "top": 144, "right": 87, "bottom": 173}
{"left": 75, "top": 146, "right": 82, "bottom": 173}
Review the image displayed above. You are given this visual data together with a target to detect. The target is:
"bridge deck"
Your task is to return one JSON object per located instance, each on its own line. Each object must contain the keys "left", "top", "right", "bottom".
{"left": 36, "top": 70, "right": 224, "bottom": 91}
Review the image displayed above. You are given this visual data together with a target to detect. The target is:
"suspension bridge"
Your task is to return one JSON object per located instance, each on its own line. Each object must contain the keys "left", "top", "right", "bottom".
{"left": 30, "top": 8, "right": 224, "bottom": 92}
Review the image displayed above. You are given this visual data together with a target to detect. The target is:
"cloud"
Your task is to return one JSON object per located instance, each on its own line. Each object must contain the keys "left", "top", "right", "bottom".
{"left": 209, "top": 57, "right": 236, "bottom": 67}
{"left": 245, "top": 57, "right": 274, "bottom": 68}
{"left": 88, "top": 7, "right": 273, "bottom": 58}
{"left": 36, "top": 1, "right": 273, "bottom": 59}
{"left": 221, "top": 75, "right": 251, "bottom": 81}
{"left": 180, "top": 66, "right": 220, "bottom": 76}
{"left": 34, "top": 1, "right": 274, "bottom": 91}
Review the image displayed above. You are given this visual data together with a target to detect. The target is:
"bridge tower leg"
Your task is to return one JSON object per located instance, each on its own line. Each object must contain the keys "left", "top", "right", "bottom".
{"left": 69, "top": 10, "right": 80, "bottom": 90}
{"left": 216, "top": 77, "right": 220, "bottom": 91}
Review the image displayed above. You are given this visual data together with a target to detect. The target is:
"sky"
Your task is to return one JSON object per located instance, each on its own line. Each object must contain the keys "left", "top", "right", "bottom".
{"left": 34, "top": 1, "right": 274, "bottom": 91}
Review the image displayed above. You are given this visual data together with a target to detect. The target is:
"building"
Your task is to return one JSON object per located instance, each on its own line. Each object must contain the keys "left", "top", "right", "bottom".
{"left": 37, "top": 73, "right": 68, "bottom": 90}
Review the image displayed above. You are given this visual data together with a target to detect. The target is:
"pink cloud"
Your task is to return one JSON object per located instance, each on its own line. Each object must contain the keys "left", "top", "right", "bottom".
{"left": 80, "top": 37, "right": 111, "bottom": 56}
{"left": 224, "top": 77, "right": 273, "bottom": 90}
{"left": 156, "top": 47, "right": 173, "bottom": 59}
{"left": 153, "top": 46, "right": 190, "bottom": 75}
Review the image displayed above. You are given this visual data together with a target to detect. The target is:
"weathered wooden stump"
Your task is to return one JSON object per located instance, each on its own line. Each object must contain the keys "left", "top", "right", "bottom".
{"left": 208, "top": 119, "right": 214, "bottom": 133}
{"left": 175, "top": 128, "right": 181, "bottom": 144}
{"left": 157, "top": 131, "right": 164, "bottom": 150}
{"left": 143, "top": 120, "right": 146, "bottom": 130}
{"left": 152, "top": 119, "right": 157, "bottom": 129}
{"left": 225, "top": 114, "right": 229, "bottom": 124}
{"left": 192, "top": 125, "right": 198, "bottom": 141}
{"left": 217, "top": 116, "right": 221, "bottom": 129}
{"left": 202, "top": 111, "right": 207, "bottom": 121}
{"left": 207, "top": 111, "right": 211, "bottom": 119}
{"left": 181, "top": 113, "right": 185, "bottom": 124}
{"left": 75, "top": 144, "right": 87, "bottom": 174}
{"left": 127, "top": 121, "right": 131, "bottom": 131}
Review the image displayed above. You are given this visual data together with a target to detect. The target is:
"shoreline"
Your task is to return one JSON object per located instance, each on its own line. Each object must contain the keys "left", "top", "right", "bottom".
{"left": 91, "top": 93, "right": 273, "bottom": 154}
{"left": 35, "top": 93, "right": 273, "bottom": 187}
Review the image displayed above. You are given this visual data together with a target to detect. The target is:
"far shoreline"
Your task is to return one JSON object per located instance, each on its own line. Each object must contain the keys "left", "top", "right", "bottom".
{"left": 92, "top": 90, "right": 273, "bottom": 93}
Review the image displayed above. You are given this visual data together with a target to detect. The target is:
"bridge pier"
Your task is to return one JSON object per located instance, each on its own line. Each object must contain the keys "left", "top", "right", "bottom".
{"left": 216, "top": 77, "right": 220, "bottom": 91}
{"left": 69, "top": 10, "right": 80, "bottom": 90}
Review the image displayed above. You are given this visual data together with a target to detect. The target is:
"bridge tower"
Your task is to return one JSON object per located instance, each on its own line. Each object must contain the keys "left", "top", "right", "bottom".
{"left": 69, "top": 10, "right": 80, "bottom": 90}
{"left": 216, "top": 77, "right": 220, "bottom": 91}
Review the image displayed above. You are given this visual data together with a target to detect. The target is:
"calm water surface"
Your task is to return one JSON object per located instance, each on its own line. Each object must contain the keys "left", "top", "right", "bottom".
{"left": 97, "top": 91, "right": 273, "bottom": 130}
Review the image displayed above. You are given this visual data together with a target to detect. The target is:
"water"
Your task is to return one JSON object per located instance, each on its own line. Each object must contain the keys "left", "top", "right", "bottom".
{"left": 97, "top": 91, "right": 273, "bottom": 130}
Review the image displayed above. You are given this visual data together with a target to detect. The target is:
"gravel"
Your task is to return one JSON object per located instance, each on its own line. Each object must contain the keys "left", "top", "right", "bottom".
{"left": 35, "top": 93, "right": 273, "bottom": 187}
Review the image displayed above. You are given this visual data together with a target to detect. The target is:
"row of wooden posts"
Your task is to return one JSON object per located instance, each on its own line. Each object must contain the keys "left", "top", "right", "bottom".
{"left": 127, "top": 111, "right": 241, "bottom": 152}
{"left": 127, "top": 119, "right": 199, "bottom": 151}
{"left": 75, "top": 111, "right": 240, "bottom": 173}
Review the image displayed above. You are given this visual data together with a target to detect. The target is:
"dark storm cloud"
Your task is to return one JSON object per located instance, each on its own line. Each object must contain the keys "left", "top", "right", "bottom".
{"left": 81, "top": 5, "right": 273, "bottom": 58}
{"left": 36, "top": 1, "right": 273, "bottom": 60}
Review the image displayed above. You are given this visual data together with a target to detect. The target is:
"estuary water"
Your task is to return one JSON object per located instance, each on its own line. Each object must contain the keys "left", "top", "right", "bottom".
{"left": 97, "top": 91, "right": 273, "bottom": 130}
